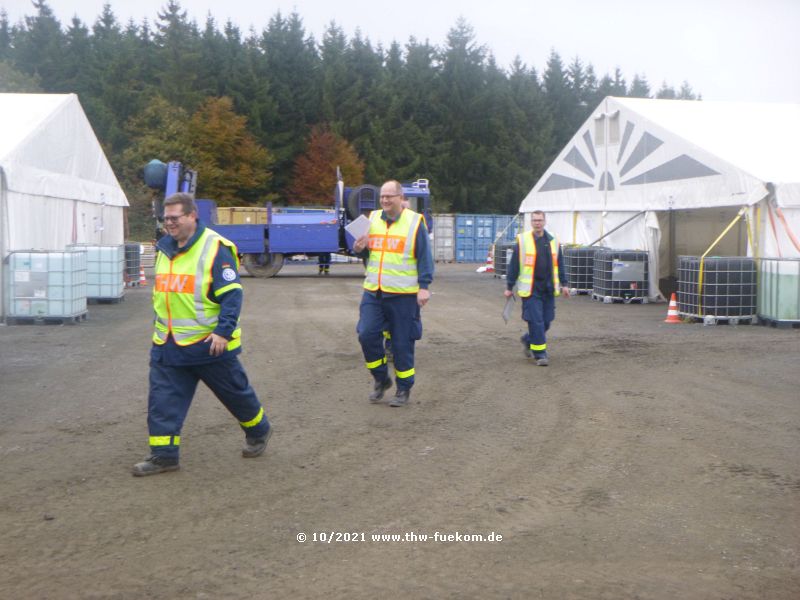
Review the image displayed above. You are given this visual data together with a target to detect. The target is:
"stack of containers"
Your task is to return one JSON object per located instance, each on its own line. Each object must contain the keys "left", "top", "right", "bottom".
{"left": 758, "top": 258, "right": 800, "bottom": 326}
{"left": 592, "top": 249, "right": 649, "bottom": 303}
{"left": 68, "top": 244, "right": 125, "bottom": 301}
{"left": 5, "top": 250, "right": 87, "bottom": 319}
{"left": 677, "top": 256, "right": 756, "bottom": 322}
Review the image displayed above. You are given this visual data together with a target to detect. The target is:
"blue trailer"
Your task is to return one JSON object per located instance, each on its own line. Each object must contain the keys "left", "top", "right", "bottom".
{"left": 144, "top": 160, "right": 433, "bottom": 277}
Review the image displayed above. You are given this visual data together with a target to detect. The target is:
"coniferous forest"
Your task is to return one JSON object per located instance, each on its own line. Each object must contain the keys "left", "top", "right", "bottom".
{"left": 0, "top": 0, "right": 699, "bottom": 237}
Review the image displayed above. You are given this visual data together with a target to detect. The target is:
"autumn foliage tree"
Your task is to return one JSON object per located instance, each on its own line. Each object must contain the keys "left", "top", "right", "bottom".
{"left": 188, "top": 96, "right": 275, "bottom": 206}
{"left": 287, "top": 124, "right": 364, "bottom": 205}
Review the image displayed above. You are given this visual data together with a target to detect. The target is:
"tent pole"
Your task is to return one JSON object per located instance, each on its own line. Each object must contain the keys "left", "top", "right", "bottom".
{"left": 0, "top": 167, "right": 6, "bottom": 321}
{"left": 669, "top": 209, "right": 675, "bottom": 276}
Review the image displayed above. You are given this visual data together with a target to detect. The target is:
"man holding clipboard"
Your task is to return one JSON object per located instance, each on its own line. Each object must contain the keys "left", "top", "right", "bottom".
{"left": 352, "top": 180, "right": 434, "bottom": 407}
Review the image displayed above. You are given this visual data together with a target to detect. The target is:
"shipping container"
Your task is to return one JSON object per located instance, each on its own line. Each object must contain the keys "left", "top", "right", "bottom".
{"left": 455, "top": 214, "right": 520, "bottom": 262}
{"left": 433, "top": 213, "right": 455, "bottom": 262}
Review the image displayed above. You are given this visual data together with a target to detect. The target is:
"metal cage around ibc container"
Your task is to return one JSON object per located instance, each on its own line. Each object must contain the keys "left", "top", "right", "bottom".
{"left": 562, "top": 246, "right": 599, "bottom": 295}
{"left": 592, "top": 249, "right": 649, "bottom": 304}
{"left": 677, "top": 256, "right": 757, "bottom": 325}
{"left": 492, "top": 241, "right": 516, "bottom": 279}
{"left": 124, "top": 243, "right": 141, "bottom": 286}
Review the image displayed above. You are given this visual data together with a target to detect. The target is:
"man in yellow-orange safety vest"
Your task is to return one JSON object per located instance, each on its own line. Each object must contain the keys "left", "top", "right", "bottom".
{"left": 132, "top": 192, "right": 272, "bottom": 476}
{"left": 353, "top": 180, "right": 434, "bottom": 407}
{"left": 504, "top": 210, "right": 570, "bottom": 366}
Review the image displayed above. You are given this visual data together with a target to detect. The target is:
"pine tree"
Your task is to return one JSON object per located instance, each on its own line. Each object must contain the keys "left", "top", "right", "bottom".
{"left": 677, "top": 80, "right": 699, "bottom": 100}
{"left": 655, "top": 81, "right": 677, "bottom": 99}
{"left": 12, "top": 0, "right": 66, "bottom": 89}
{"left": 153, "top": 0, "right": 202, "bottom": 109}
{"left": 628, "top": 73, "right": 651, "bottom": 98}
{"left": 0, "top": 10, "right": 11, "bottom": 60}
{"left": 258, "top": 11, "right": 319, "bottom": 194}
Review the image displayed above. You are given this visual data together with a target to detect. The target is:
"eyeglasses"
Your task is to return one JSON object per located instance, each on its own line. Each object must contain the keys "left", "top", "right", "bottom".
{"left": 380, "top": 194, "right": 401, "bottom": 200}
{"left": 163, "top": 214, "right": 185, "bottom": 223}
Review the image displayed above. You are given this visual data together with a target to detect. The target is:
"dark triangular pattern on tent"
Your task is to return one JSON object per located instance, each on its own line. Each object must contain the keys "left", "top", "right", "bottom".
{"left": 538, "top": 173, "right": 594, "bottom": 192}
{"left": 619, "top": 131, "right": 663, "bottom": 177}
{"left": 564, "top": 146, "right": 595, "bottom": 179}
{"left": 621, "top": 154, "right": 720, "bottom": 185}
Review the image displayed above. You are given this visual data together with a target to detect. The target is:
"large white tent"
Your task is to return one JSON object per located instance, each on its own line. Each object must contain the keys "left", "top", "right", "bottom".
{"left": 519, "top": 96, "right": 800, "bottom": 300}
{"left": 0, "top": 93, "right": 128, "bottom": 319}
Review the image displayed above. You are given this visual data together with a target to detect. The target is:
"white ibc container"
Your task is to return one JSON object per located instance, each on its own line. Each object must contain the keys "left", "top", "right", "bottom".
{"left": 758, "top": 258, "right": 800, "bottom": 323}
{"left": 6, "top": 251, "right": 87, "bottom": 318}
{"left": 69, "top": 244, "right": 124, "bottom": 299}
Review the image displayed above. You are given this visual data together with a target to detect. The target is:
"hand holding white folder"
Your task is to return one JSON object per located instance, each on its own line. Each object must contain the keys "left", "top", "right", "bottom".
{"left": 502, "top": 295, "right": 515, "bottom": 324}
{"left": 344, "top": 214, "right": 370, "bottom": 240}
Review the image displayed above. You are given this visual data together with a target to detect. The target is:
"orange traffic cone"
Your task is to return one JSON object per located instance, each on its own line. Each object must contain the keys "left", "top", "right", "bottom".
{"left": 139, "top": 266, "right": 148, "bottom": 286}
{"left": 485, "top": 245, "right": 494, "bottom": 272}
{"left": 664, "top": 293, "right": 681, "bottom": 323}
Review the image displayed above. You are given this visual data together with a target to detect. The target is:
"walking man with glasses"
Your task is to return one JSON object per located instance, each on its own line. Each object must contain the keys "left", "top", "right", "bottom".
{"left": 132, "top": 192, "right": 273, "bottom": 476}
{"left": 353, "top": 180, "right": 434, "bottom": 407}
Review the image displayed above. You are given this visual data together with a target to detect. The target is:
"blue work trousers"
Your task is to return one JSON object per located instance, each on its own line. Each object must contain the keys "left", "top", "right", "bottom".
{"left": 147, "top": 356, "right": 270, "bottom": 459}
{"left": 521, "top": 290, "right": 555, "bottom": 357}
{"left": 357, "top": 292, "right": 421, "bottom": 391}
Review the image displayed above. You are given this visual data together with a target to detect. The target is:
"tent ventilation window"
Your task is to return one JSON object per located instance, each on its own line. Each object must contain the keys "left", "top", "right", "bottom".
{"left": 608, "top": 111, "right": 620, "bottom": 144}
{"left": 594, "top": 111, "right": 621, "bottom": 146}
{"left": 594, "top": 116, "right": 605, "bottom": 146}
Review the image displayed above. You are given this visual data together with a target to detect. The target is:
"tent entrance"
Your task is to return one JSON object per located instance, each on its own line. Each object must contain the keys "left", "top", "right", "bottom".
{"left": 657, "top": 206, "right": 748, "bottom": 297}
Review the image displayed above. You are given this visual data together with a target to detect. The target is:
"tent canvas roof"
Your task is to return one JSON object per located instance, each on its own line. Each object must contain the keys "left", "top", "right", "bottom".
{"left": 0, "top": 93, "right": 127, "bottom": 207}
{"left": 521, "top": 97, "right": 800, "bottom": 213}
{"left": 615, "top": 97, "right": 800, "bottom": 184}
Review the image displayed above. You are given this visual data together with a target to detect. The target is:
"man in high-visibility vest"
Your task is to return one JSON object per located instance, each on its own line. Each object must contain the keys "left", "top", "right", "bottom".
{"left": 132, "top": 193, "right": 273, "bottom": 476}
{"left": 353, "top": 180, "right": 434, "bottom": 407}
{"left": 504, "top": 210, "right": 570, "bottom": 366}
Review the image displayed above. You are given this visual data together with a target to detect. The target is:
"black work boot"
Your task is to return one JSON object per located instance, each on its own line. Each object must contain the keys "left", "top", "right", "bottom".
{"left": 389, "top": 389, "right": 410, "bottom": 407}
{"left": 242, "top": 427, "right": 273, "bottom": 458}
{"left": 369, "top": 378, "right": 392, "bottom": 403}
{"left": 520, "top": 335, "right": 532, "bottom": 358}
{"left": 132, "top": 455, "right": 180, "bottom": 477}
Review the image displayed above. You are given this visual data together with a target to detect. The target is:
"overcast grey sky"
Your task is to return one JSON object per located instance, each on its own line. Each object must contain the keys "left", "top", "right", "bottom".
{"left": 2, "top": 0, "right": 798, "bottom": 103}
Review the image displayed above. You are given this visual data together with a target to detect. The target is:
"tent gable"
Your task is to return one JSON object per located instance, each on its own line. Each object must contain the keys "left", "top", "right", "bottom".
{"left": 534, "top": 108, "right": 723, "bottom": 195}
{"left": 523, "top": 97, "right": 775, "bottom": 212}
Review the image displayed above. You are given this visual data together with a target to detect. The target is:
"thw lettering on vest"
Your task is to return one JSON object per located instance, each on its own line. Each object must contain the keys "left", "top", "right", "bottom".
{"left": 524, "top": 254, "right": 536, "bottom": 266}
{"left": 369, "top": 236, "right": 406, "bottom": 253}
{"left": 155, "top": 273, "right": 196, "bottom": 293}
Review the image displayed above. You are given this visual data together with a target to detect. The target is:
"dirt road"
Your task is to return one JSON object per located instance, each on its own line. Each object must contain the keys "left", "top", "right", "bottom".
{"left": 1, "top": 263, "right": 798, "bottom": 599}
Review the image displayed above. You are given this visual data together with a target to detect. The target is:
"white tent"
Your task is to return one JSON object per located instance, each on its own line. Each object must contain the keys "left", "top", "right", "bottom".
{"left": 0, "top": 93, "right": 128, "bottom": 318}
{"left": 519, "top": 96, "right": 800, "bottom": 300}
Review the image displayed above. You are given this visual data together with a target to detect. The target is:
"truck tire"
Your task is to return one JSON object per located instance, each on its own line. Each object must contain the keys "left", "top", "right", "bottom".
{"left": 346, "top": 184, "right": 380, "bottom": 221}
{"left": 242, "top": 252, "right": 284, "bottom": 278}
